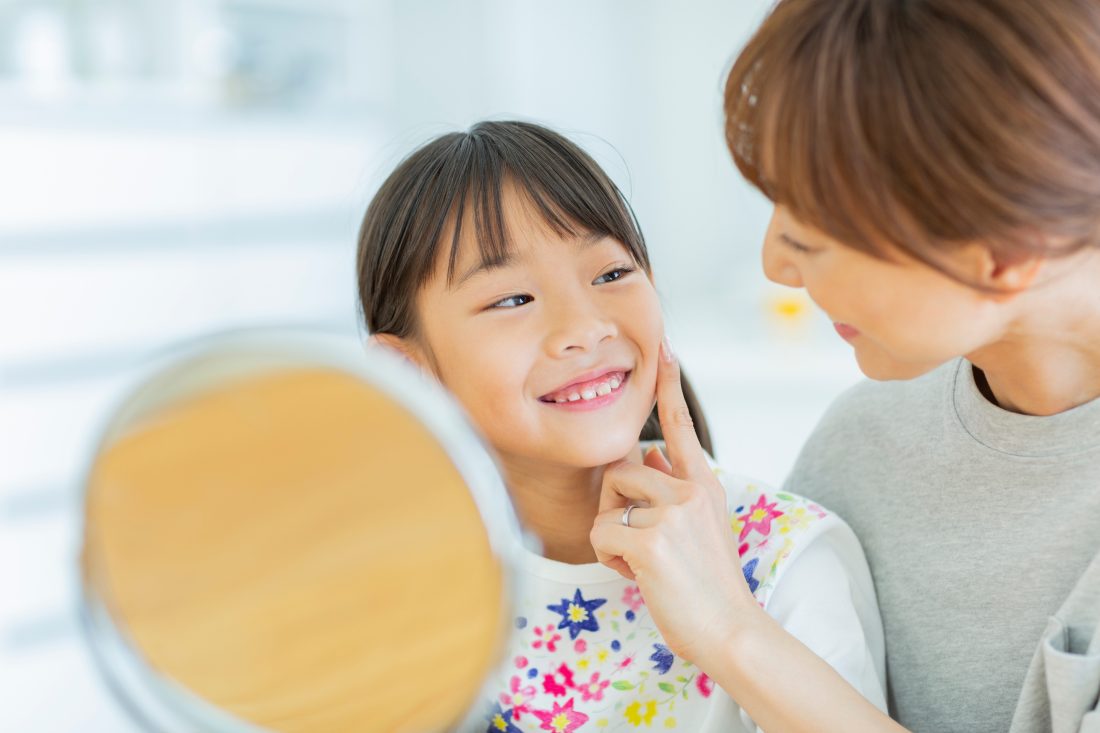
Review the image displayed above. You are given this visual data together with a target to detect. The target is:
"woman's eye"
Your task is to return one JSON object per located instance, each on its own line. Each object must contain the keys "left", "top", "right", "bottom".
{"left": 594, "top": 266, "right": 635, "bottom": 285}
{"left": 488, "top": 294, "right": 533, "bottom": 309}
{"left": 780, "top": 234, "right": 815, "bottom": 254}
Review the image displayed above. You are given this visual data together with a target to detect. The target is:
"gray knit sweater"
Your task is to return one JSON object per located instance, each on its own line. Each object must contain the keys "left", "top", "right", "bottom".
{"left": 785, "top": 358, "right": 1100, "bottom": 733}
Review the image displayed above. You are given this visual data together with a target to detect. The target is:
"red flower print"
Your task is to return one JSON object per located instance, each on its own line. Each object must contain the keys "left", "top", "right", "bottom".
{"left": 542, "top": 663, "right": 576, "bottom": 697}
{"left": 620, "top": 655, "right": 634, "bottom": 669}
{"left": 737, "top": 494, "right": 784, "bottom": 541}
{"left": 578, "top": 671, "right": 610, "bottom": 702}
{"left": 532, "top": 697, "right": 589, "bottom": 733}
{"left": 696, "top": 672, "right": 715, "bottom": 698}
{"left": 532, "top": 624, "right": 562, "bottom": 652}
{"left": 500, "top": 675, "right": 537, "bottom": 720}
{"left": 621, "top": 584, "right": 645, "bottom": 611}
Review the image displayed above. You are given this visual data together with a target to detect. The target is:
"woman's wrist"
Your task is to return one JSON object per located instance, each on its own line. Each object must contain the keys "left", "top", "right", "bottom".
{"left": 693, "top": 594, "right": 774, "bottom": 680}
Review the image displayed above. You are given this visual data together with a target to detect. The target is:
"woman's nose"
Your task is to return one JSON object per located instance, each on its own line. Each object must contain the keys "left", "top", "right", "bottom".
{"left": 544, "top": 299, "right": 617, "bottom": 356}
{"left": 762, "top": 236, "right": 804, "bottom": 289}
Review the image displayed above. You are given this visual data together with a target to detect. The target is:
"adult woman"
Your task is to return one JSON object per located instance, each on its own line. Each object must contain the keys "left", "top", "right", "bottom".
{"left": 590, "top": 1, "right": 1100, "bottom": 731}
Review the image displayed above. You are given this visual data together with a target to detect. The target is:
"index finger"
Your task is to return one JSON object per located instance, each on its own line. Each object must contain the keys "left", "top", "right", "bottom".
{"left": 656, "top": 337, "right": 711, "bottom": 481}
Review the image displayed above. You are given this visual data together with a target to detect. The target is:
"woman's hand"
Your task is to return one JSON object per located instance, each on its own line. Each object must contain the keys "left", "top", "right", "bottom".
{"left": 590, "top": 339, "right": 759, "bottom": 667}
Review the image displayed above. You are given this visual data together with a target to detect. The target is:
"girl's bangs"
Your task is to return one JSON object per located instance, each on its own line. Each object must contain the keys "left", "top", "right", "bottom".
{"left": 441, "top": 123, "right": 650, "bottom": 284}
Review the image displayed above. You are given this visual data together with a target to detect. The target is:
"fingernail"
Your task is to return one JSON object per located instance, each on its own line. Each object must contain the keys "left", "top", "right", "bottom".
{"left": 661, "top": 336, "right": 675, "bottom": 363}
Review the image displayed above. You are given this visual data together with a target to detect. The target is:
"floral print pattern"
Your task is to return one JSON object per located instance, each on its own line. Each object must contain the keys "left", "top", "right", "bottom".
{"left": 475, "top": 467, "right": 835, "bottom": 732}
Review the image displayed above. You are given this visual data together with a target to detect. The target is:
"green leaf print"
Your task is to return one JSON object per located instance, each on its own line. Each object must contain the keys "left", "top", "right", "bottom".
{"left": 612, "top": 680, "right": 636, "bottom": 691}
{"left": 658, "top": 682, "right": 677, "bottom": 694}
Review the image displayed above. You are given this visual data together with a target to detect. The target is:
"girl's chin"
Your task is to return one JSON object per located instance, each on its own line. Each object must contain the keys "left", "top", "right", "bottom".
{"left": 558, "top": 433, "right": 645, "bottom": 469}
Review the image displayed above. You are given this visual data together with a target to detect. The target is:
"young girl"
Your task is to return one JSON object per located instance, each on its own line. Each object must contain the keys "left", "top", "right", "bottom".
{"left": 356, "top": 120, "right": 885, "bottom": 732}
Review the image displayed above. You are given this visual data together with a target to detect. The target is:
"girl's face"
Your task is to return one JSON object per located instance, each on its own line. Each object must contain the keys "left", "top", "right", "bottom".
{"left": 404, "top": 191, "right": 663, "bottom": 470}
{"left": 763, "top": 205, "right": 1011, "bottom": 380}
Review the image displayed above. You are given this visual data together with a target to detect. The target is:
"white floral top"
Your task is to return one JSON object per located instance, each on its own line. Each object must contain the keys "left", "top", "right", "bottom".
{"left": 459, "top": 458, "right": 887, "bottom": 732}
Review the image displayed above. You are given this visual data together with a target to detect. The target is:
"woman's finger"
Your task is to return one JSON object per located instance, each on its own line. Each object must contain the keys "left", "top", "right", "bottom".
{"left": 593, "top": 505, "right": 660, "bottom": 530}
{"left": 598, "top": 461, "right": 685, "bottom": 513}
{"left": 656, "top": 338, "right": 712, "bottom": 482}
{"left": 590, "top": 522, "right": 646, "bottom": 564}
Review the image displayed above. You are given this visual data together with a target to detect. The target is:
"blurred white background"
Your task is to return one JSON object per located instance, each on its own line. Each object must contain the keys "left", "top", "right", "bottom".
{"left": 0, "top": 0, "right": 863, "bottom": 730}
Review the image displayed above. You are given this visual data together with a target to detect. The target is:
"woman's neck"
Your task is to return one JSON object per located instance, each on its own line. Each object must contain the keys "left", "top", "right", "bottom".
{"left": 969, "top": 256, "right": 1100, "bottom": 416}
{"left": 500, "top": 444, "right": 643, "bottom": 565}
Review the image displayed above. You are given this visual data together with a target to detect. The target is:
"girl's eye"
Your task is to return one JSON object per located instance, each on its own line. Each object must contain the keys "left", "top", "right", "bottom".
{"left": 594, "top": 266, "right": 635, "bottom": 285}
{"left": 488, "top": 294, "right": 533, "bottom": 309}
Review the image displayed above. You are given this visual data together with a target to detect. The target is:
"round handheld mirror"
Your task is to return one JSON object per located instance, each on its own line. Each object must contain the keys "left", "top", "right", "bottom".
{"left": 78, "top": 330, "right": 523, "bottom": 732}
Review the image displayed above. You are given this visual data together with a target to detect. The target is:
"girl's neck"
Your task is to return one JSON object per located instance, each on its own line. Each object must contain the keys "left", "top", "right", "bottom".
{"left": 969, "top": 257, "right": 1100, "bottom": 416}
{"left": 501, "top": 444, "right": 643, "bottom": 565}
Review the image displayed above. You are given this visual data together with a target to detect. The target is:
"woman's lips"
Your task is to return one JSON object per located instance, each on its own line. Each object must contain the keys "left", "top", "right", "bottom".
{"left": 834, "top": 322, "right": 860, "bottom": 341}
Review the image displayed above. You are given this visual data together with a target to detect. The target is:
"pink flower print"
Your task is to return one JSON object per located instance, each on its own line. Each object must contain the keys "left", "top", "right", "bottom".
{"left": 532, "top": 623, "right": 562, "bottom": 652}
{"left": 574, "top": 639, "right": 587, "bottom": 654}
{"left": 621, "top": 585, "right": 645, "bottom": 611}
{"left": 577, "top": 671, "right": 610, "bottom": 702}
{"left": 500, "top": 675, "right": 537, "bottom": 720}
{"left": 542, "top": 662, "right": 576, "bottom": 697}
{"left": 532, "top": 697, "right": 589, "bottom": 733}
{"left": 737, "top": 494, "right": 784, "bottom": 541}
{"left": 620, "top": 654, "right": 634, "bottom": 669}
{"left": 696, "top": 672, "right": 714, "bottom": 698}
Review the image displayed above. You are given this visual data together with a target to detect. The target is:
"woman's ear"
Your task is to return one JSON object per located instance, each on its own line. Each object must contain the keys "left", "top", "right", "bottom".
{"left": 957, "top": 241, "right": 1046, "bottom": 300}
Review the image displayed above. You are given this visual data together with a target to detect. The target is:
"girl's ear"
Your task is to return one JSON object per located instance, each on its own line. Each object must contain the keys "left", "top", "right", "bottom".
{"left": 368, "top": 333, "right": 428, "bottom": 372}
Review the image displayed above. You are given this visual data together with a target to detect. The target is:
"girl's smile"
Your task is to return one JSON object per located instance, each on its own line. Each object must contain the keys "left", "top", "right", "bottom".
{"left": 539, "top": 368, "right": 631, "bottom": 410}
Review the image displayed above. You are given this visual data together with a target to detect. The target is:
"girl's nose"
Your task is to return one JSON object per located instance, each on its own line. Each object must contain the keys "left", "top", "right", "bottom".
{"left": 544, "top": 300, "right": 617, "bottom": 356}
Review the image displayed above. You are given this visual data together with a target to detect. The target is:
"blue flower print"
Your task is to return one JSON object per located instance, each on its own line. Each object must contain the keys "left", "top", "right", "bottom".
{"left": 485, "top": 703, "right": 523, "bottom": 733}
{"left": 742, "top": 557, "right": 760, "bottom": 593}
{"left": 650, "top": 643, "right": 674, "bottom": 675}
{"left": 547, "top": 589, "right": 607, "bottom": 640}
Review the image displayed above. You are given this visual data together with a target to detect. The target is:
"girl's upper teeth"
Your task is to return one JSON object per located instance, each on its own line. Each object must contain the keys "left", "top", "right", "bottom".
{"left": 544, "top": 371, "right": 627, "bottom": 403}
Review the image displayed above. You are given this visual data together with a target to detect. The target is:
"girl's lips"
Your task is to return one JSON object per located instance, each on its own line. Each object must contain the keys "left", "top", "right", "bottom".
{"left": 834, "top": 322, "right": 860, "bottom": 341}
{"left": 539, "top": 371, "right": 631, "bottom": 412}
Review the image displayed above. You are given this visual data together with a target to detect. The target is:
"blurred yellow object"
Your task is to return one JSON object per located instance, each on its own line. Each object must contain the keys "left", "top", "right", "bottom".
{"left": 767, "top": 291, "right": 812, "bottom": 323}
{"left": 80, "top": 333, "right": 517, "bottom": 733}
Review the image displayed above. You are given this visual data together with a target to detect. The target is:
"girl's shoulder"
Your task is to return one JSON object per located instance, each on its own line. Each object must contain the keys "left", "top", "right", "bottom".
{"left": 702, "top": 452, "right": 847, "bottom": 608}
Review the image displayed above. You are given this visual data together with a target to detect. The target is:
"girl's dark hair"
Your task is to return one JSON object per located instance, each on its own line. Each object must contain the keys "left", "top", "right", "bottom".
{"left": 725, "top": 0, "right": 1100, "bottom": 283}
{"left": 356, "top": 120, "right": 713, "bottom": 455}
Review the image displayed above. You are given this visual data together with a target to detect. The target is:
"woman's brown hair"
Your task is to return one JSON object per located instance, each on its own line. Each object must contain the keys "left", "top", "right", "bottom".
{"left": 724, "top": 0, "right": 1100, "bottom": 276}
{"left": 357, "top": 121, "right": 713, "bottom": 455}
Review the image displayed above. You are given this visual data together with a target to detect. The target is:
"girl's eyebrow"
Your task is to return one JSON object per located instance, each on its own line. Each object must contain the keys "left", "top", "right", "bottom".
{"left": 451, "top": 255, "right": 515, "bottom": 290}
{"left": 450, "top": 232, "right": 610, "bottom": 290}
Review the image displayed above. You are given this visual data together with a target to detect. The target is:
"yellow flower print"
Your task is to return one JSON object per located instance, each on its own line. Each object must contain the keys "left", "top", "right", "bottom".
{"left": 624, "top": 700, "right": 658, "bottom": 727}
{"left": 776, "top": 506, "right": 815, "bottom": 534}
